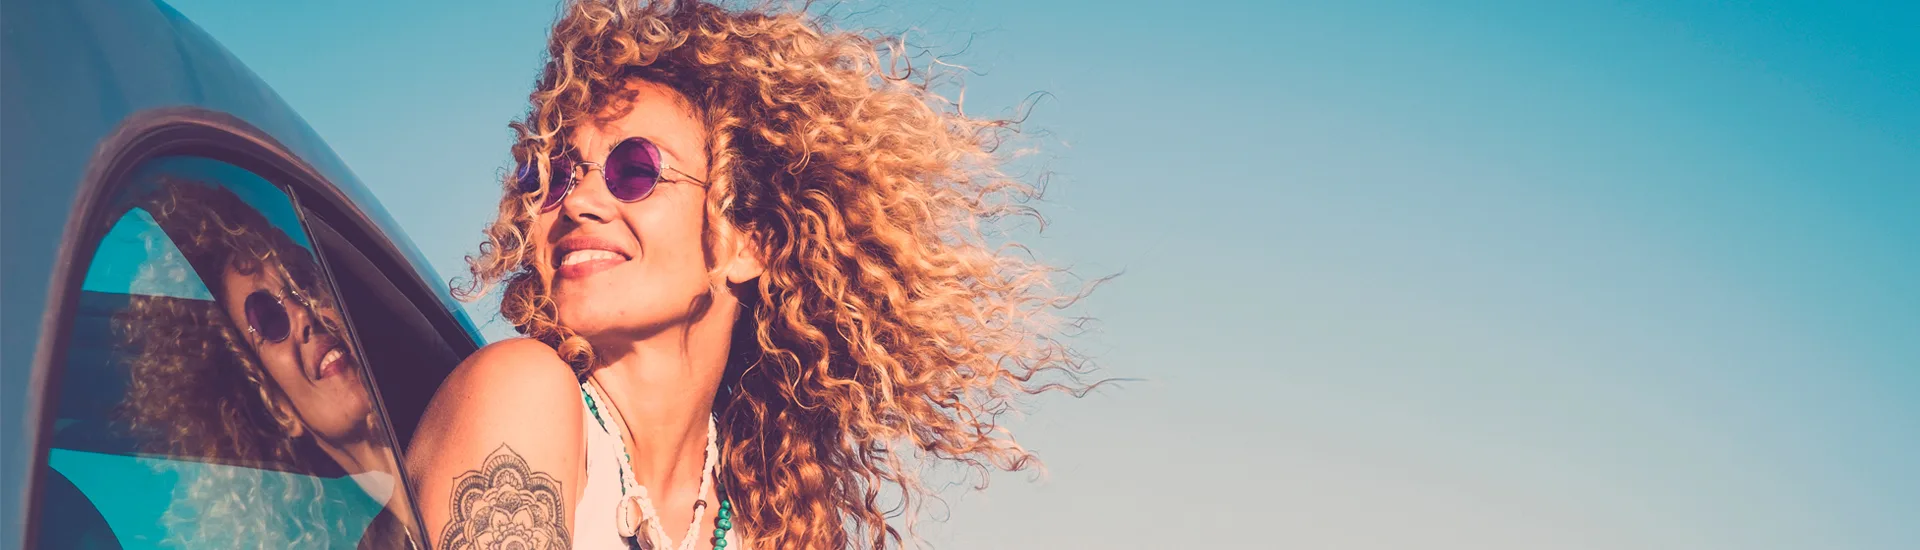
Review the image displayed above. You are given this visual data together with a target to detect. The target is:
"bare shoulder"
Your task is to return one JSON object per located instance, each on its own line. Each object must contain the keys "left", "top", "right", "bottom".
{"left": 407, "top": 337, "right": 584, "bottom": 549}
{"left": 409, "top": 338, "right": 583, "bottom": 453}
{"left": 436, "top": 338, "right": 582, "bottom": 406}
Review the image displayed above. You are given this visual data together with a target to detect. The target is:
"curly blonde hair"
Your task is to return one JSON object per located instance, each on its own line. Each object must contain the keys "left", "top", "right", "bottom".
{"left": 116, "top": 179, "right": 388, "bottom": 548}
{"left": 463, "top": 1, "right": 1101, "bottom": 548}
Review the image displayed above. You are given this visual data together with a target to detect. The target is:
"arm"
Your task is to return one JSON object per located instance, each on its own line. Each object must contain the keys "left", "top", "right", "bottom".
{"left": 406, "top": 338, "right": 585, "bottom": 550}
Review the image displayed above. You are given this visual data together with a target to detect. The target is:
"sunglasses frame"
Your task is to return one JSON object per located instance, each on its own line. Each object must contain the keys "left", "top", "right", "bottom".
{"left": 243, "top": 279, "right": 314, "bottom": 344}
{"left": 519, "top": 136, "right": 708, "bottom": 213}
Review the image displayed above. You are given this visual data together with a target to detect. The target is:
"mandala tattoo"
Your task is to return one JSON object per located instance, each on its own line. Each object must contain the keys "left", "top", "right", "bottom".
{"left": 441, "top": 445, "right": 569, "bottom": 550}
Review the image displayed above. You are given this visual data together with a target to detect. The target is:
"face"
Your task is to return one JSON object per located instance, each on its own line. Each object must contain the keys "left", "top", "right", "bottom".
{"left": 218, "top": 256, "right": 374, "bottom": 446}
{"left": 532, "top": 80, "right": 723, "bottom": 341}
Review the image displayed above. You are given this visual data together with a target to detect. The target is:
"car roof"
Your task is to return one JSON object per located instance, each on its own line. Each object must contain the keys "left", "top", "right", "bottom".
{"left": 0, "top": 0, "right": 482, "bottom": 538}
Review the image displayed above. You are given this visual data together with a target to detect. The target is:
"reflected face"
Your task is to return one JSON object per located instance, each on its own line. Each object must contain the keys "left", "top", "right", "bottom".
{"left": 531, "top": 80, "right": 716, "bottom": 340}
{"left": 217, "top": 256, "right": 373, "bottom": 444}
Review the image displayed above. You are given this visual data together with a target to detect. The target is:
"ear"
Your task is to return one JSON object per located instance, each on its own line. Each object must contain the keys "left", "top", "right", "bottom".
{"left": 720, "top": 224, "right": 766, "bottom": 285}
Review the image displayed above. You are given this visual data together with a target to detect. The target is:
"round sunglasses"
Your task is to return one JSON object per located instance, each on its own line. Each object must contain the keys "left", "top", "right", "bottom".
{"left": 242, "top": 267, "right": 321, "bottom": 344}
{"left": 516, "top": 136, "right": 707, "bottom": 212}
{"left": 243, "top": 287, "right": 309, "bottom": 343}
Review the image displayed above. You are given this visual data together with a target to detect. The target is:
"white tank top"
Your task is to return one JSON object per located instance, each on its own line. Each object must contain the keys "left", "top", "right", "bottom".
{"left": 574, "top": 382, "right": 747, "bottom": 549}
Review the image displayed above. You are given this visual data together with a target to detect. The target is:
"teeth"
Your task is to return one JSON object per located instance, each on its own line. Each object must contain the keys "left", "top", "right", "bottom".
{"left": 322, "top": 348, "right": 344, "bottom": 367}
{"left": 560, "top": 249, "right": 623, "bottom": 267}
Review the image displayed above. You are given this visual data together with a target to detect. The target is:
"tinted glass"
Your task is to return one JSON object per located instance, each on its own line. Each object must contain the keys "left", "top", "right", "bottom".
{"left": 33, "top": 156, "right": 420, "bottom": 549}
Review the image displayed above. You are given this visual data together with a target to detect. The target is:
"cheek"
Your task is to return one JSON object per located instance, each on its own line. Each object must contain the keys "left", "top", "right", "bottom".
{"left": 257, "top": 347, "right": 306, "bottom": 390}
{"left": 528, "top": 217, "right": 557, "bottom": 272}
{"left": 631, "top": 206, "right": 710, "bottom": 279}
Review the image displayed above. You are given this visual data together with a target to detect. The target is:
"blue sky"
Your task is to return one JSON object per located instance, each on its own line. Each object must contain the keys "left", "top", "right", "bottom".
{"left": 163, "top": 0, "right": 1918, "bottom": 548}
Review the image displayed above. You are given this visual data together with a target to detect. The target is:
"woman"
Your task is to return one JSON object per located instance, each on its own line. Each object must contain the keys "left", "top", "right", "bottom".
{"left": 120, "top": 178, "right": 414, "bottom": 549}
{"left": 410, "top": 1, "right": 1097, "bottom": 548}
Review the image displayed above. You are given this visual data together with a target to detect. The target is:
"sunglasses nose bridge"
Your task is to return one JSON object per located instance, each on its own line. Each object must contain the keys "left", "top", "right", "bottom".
{"left": 572, "top": 161, "right": 604, "bottom": 181}
{"left": 558, "top": 161, "right": 612, "bottom": 204}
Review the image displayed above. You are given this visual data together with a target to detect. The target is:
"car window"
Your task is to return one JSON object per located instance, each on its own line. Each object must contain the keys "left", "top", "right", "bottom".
{"left": 33, "top": 155, "right": 422, "bottom": 549}
{"left": 301, "top": 214, "right": 471, "bottom": 452}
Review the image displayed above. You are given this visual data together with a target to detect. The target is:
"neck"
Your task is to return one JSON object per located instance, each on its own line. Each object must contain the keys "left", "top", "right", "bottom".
{"left": 315, "top": 432, "right": 407, "bottom": 512}
{"left": 588, "top": 322, "right": 730, "bottom": 507}
{"left": 317, "top": 431, "right": 385, "bottom": 479}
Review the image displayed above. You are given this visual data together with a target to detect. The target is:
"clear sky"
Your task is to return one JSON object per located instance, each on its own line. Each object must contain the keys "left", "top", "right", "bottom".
{"left": 162, "top": 0, "right": 1919, "bottom": 548}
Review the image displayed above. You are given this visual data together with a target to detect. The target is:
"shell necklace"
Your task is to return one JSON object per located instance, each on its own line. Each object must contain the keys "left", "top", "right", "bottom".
{"left": 583, "top": 377, "right": 735, "bottom": 549}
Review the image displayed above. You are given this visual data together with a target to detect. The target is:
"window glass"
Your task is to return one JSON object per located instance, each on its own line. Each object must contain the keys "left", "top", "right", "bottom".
{"left": 35, "top": 155, "right": 420, "bottom": 549}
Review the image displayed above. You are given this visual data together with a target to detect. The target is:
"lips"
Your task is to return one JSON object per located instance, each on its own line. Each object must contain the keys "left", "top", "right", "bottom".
{"left": 310, "top": 339, "right": 352, "bottom": 381}
{"left": 560, "top": 249, "right": 624, "bottom": 267}
{"left": 553, "top": 234, "right": 634, "bottom": 280}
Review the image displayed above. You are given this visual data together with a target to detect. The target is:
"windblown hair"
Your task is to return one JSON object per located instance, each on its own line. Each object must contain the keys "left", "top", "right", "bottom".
{"left": 463, "top": 1, "right": 1101, "bottom": 548}
{"left": 115, "top": 179, "right": 355, "bottom": 548}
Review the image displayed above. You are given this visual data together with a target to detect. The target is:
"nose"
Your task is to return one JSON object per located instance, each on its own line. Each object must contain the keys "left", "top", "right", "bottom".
{"left": 559, "top": 164, "right": 616, "bottom": 224}
{"left": 290, "top": 300, "right": 315, "bottom": 343}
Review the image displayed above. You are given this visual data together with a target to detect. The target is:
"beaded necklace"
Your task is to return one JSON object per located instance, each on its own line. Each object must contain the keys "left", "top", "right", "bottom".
{"left": 583, "top": 379, "right": 736, "bottom": 549}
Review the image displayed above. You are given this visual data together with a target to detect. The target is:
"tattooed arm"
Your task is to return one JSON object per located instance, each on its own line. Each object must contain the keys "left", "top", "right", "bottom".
{"left": 406, "top": 338, "right": 585, "bottom": 550}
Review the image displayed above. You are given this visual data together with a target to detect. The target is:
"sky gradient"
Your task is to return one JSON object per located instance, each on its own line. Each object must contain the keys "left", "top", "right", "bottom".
{"left": 161, "top": 1, "right": 1919, "bottom": 548}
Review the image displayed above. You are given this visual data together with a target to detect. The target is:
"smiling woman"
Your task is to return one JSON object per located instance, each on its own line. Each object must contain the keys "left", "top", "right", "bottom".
{"left": 406, "top": 0, "right": 1102, "bottom": 549}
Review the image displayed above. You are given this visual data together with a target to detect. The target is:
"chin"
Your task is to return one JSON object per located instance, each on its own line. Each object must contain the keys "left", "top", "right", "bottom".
{"left": 551, "top": 290, "right": 601, "bottom": 326}
{"left": 558, "top": 306, "right": 684, "bottom": 343}
{"left": 556, "top": 307, "right": 635, "bottom": 340}
{"left": 552, "top": 283, "right": 706, "bottom": 339}
{"left": 328, "top": 390, "right": 374, "bottom": 419}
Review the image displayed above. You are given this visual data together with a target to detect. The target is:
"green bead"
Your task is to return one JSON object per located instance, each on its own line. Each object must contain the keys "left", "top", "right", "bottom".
{"left": 714, "top": 539, "right": 727, "bottom": 549}
{"left": 717, "top": 507, "right": 731, "bottom": 519}
{"left": 717, "top": 517, "right": 732, "bottom": 529}
{"left": 714, "top": 527, "right": 727, "bottom": 539}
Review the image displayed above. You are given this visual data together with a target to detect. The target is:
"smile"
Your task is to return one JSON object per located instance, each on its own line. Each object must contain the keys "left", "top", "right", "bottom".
{"left": 313, "top": 342, "right": 351, "bottom": 381}
{"left": 560, "top": 249, "right": 624, "bottom": 267}
{"left": 553, "top": 235, "right": 634, "bottom": 280}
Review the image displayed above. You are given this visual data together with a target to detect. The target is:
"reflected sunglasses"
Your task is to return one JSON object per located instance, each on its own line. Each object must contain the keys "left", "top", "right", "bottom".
{"left": 515, "top": 136, "right": 707, "bottom": 213}
{"left": 243, "top": 269, "right": 317, "bottom": 344}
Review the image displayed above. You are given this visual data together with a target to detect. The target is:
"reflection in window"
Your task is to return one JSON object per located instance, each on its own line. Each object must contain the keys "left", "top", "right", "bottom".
{"left": 38, "top": 156, "right": 416, "bottom": 549}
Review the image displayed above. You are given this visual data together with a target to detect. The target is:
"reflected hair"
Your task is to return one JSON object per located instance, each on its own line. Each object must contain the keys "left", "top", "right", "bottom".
{"left": 461, "top": 1, "right": 1105, "bottom": 548}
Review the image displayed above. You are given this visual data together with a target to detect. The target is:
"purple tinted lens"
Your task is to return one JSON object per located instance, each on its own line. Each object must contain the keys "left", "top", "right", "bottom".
{"left": 515, "top": 163, "right": 540, "bottom": 193}
{"left": 517, "top": 156, "right": 576, "bottom": 212}
{"left": 605, "top": 138, "right": 662, "bottom": 202}
{"left": 542, "top": 156, "right": 576, "bottom": 211}
{"left": 245, "top": 291, "right": 290, "bottom": 342}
